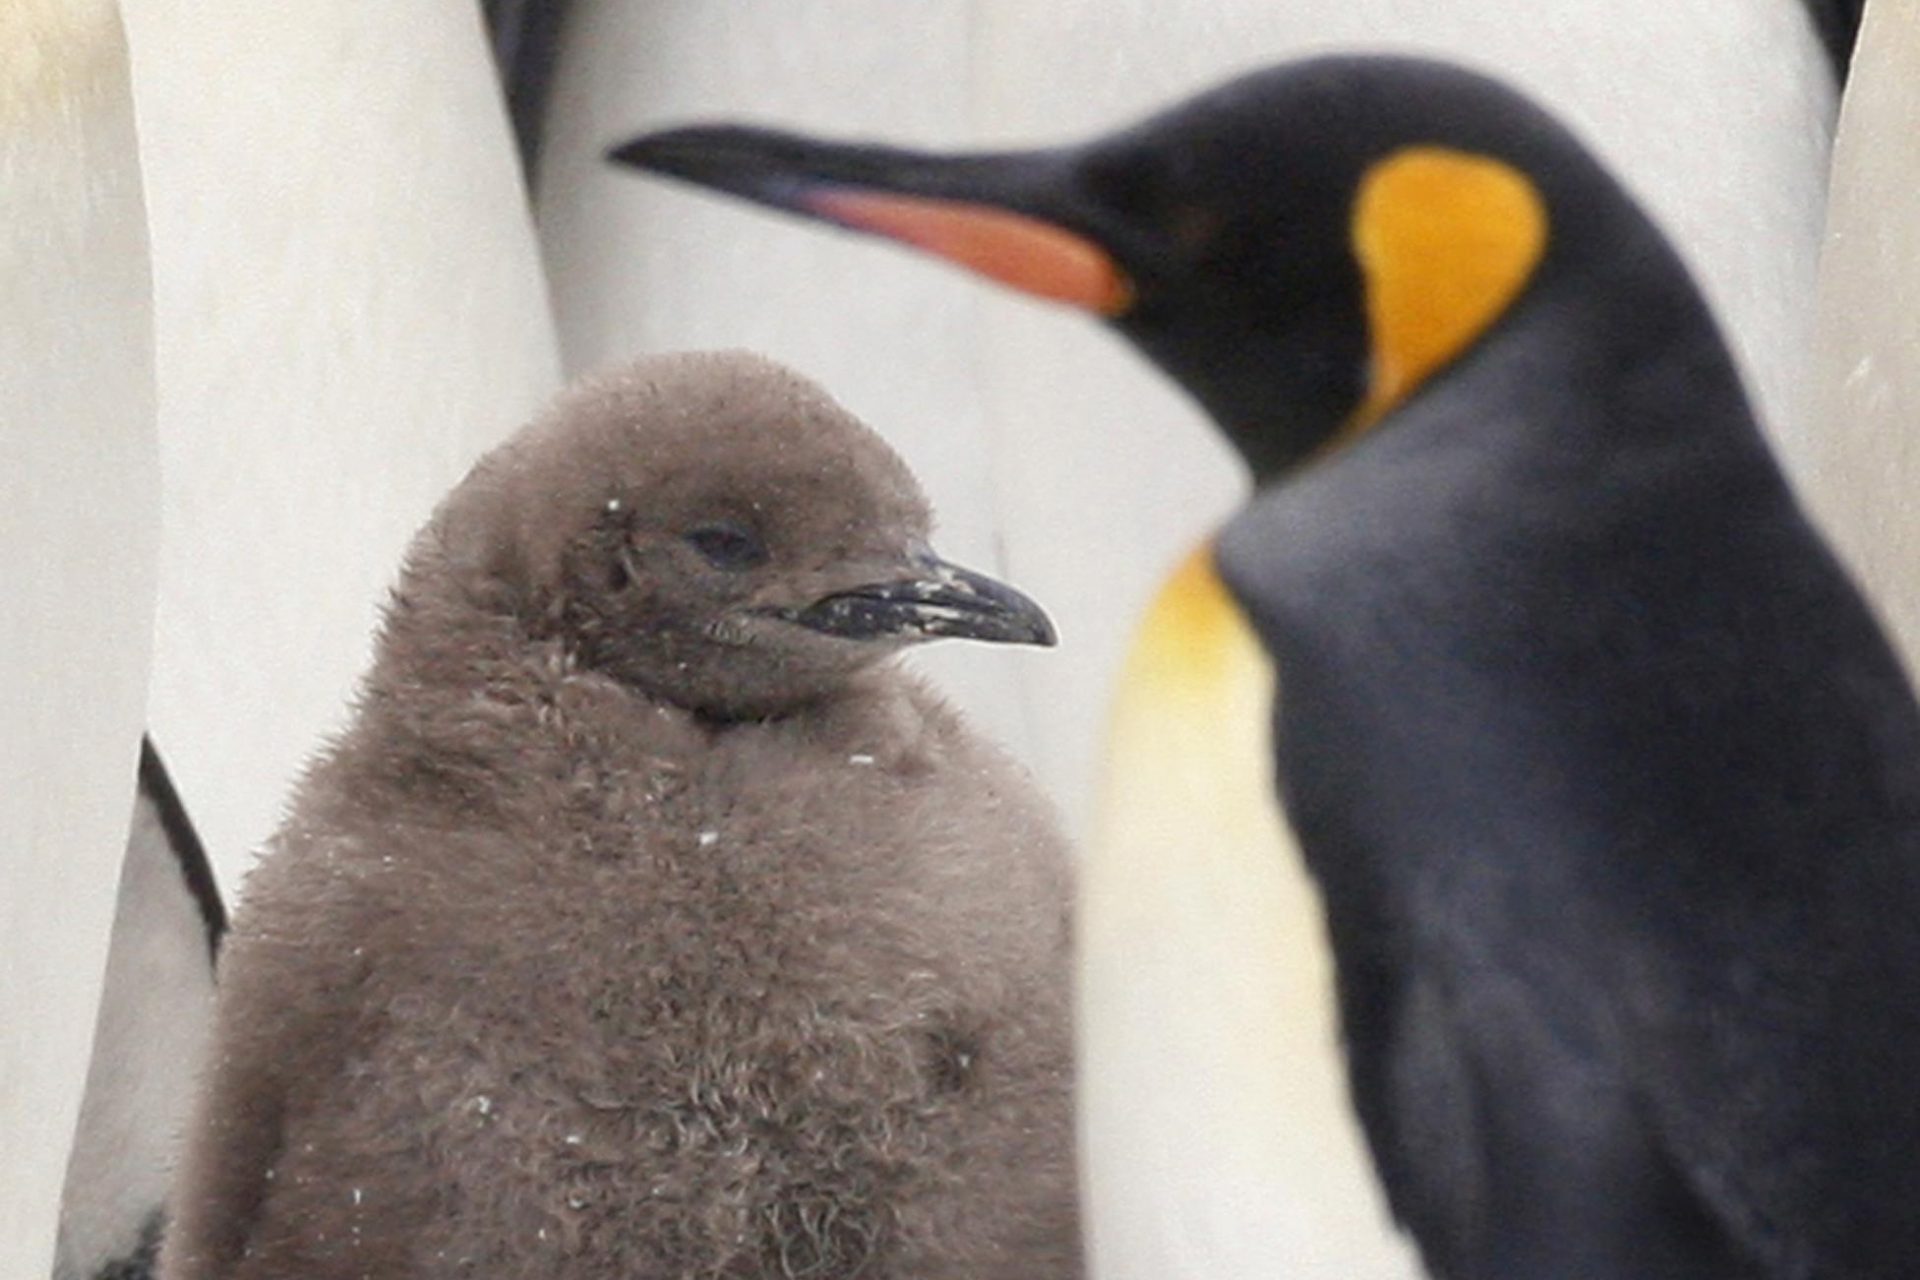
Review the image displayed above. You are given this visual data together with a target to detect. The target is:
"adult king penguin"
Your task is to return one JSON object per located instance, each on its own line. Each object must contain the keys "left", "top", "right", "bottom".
{"left": 613, "top": 58, "right": 1920, "bottom": 1278}
{"left": 160, "top": 351, "right": 1078, "bottom": 1280}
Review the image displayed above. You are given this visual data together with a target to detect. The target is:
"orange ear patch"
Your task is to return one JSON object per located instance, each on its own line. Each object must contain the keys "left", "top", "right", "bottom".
{"left": 807, "top": 189, "right": 1135, "bottom": 316}
{"left": 1348, "top": 147, "right": 1548, "bottom": 432}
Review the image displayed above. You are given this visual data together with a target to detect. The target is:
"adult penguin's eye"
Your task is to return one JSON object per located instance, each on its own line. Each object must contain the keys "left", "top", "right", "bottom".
{"left": 1081, "top": 142, "right": 1178, "bottom": 224}
{"left": 683, "top": 520, "right": 769, "bottom": 571}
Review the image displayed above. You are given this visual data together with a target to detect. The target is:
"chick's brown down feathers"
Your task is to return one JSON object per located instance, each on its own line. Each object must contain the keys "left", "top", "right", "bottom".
{"left": 161, "top": 351, "right": 1079, "bottom": 1280}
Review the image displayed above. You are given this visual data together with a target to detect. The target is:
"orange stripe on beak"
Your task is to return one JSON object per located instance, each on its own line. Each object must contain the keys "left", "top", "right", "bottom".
{"left": 808, "top": 190, "right": 1134, "bottom": 317}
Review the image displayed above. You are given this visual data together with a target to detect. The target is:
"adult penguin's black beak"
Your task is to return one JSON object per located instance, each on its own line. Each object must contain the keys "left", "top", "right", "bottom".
{"left": 608, "top": 126, "right": 1136, "bottom": 317}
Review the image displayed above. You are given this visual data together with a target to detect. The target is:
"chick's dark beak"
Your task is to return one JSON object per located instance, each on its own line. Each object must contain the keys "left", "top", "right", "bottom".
{"left": 791, "top": 556, "right": 1057, "bottom": 648}
{"left": 608, "top": 126, "right": 1134, "bottom": 316}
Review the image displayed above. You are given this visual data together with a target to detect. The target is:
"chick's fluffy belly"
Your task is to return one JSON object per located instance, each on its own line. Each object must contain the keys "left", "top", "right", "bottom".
{"left": 226, "top": 668, "right": 1072, "bottom": 1278}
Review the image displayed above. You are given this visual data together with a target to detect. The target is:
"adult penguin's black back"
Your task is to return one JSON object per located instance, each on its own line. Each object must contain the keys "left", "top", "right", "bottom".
{"left": 612, "top": 56, "right": 1920, "bottom": 1278}
{"left": 1207, "top": 95, "right": 1920, "bottom": 1278}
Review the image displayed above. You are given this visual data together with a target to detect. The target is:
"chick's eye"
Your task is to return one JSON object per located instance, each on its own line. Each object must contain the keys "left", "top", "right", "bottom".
{"left": 683, "top": 520, "right": 769, "bottom": 571}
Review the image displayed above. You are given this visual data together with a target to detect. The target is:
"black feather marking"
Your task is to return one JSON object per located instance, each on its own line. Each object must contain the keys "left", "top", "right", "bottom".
{"left": 480, "top": 0, "right": 573, "bottom": 176}
{"left": 138, "top": 737, "right": 226, "bottom": 959}
{"left": 86, "top": 1211, "right": 163, "bottom": 1280}
{"left": 1800, "top": 0, "right": 1867, "bottom": 82}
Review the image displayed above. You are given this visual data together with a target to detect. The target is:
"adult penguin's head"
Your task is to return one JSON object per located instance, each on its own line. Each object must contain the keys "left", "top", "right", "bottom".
{"left": 612, "top": 56, "right": 1652, "bottom": 482}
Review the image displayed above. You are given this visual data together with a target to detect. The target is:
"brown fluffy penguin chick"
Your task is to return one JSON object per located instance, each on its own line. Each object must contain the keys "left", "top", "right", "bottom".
{"left": 159, "top": 351, "right": 1079, "bottom": 1280}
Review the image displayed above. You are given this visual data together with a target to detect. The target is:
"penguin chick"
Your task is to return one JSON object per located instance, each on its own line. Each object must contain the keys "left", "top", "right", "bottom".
{"left": 159, "top": 350, "right": 1078, "bottom": 1280}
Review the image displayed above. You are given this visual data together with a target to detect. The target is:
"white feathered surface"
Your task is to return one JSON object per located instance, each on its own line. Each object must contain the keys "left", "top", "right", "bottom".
{"left": 54, "top": 773, "right": 217, "bottom": 1280}
{"left": 0, "top": 3, "right": 156, "bottom": 1278}
{"left": 122, "top": 0, "right": 562, "bottom": 896}
{"left": 1802, "top": 0, "right": 1920, "bottom": 675}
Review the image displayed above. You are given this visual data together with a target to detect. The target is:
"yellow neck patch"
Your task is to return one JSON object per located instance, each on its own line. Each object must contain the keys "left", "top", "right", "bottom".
{"left": 1084, "top": 544, "right": 1407, "bottom": 1268}
{"left": 1096, "top": 542, "right": 1287, "bottom": 911}
{"left": 1348, "top": 146, "right": 1548, "bottom": 431}
{"left": 1115, "top": 543, "right": 1264, "bottom": 707}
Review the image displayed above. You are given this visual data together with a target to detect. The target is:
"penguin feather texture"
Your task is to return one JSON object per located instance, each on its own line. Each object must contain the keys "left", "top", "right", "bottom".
{"left": 160, "top": 351, "right": 1079, "bottom": 1280}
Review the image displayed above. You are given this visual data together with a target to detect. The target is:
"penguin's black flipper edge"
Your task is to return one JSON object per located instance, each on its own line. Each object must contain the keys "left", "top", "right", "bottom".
{"left": 55, "top": 739, "right": 223, "bottom": 1280}
{"left": 138, "top": 737, "right": 226, "bottom": 957}
{"left": 481, "top": 0, "right": 572, "bottom": 175}
{"left": 1801, "top": 0, "right": 1868, "bottom": 82}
